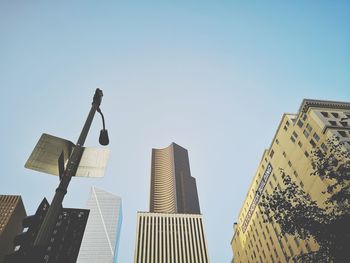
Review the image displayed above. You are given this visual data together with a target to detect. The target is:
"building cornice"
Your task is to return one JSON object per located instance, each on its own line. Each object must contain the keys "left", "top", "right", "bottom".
{"left": 299, "top": 99, "right": 350, "bottom": 114}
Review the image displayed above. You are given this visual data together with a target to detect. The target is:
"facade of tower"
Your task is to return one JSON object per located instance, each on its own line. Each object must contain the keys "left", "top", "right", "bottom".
{"left": 134, "top": 143, "right": 209, "bottom": 263}
{"left": 231, "top": 99, "right": 350, "bottom": 263}
{"left": 0, "top": 195, "right": 26, "bottom": 263}
{"left": 150, "top": 142, "right": 200, "bottom": 214}
{"left": 77, "top": 187, "right": 122, "bottom": 263}
{"left": 4, "top": 198, "right": 89, "bottom": 263}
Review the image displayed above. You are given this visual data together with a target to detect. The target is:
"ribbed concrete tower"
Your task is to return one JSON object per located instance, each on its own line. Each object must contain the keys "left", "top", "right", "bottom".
{"left": 150, "top": 143, "right": 200, "bottom": 214}
{"left": 134, "top": 143, "right": 209, "bottom": 263}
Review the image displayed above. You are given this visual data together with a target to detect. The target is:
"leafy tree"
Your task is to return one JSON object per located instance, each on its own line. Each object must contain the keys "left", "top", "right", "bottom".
{"left": 260, "top": 138, "right": 350, "bottom": 263}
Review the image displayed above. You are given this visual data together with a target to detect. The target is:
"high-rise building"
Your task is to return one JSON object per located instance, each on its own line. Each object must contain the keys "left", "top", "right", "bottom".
{"left": 134, "top": 143, "right": 210, "bottom": 263}
{"left": 231, "top": 99, "right": 350, "bottom": 263}
{"left": 4, "top": 198, "right": 89, "bottom": 263}
{"left": 5, "top": 197, "right": 89, "bottom": 263}
{"left": 45, "top": 207, "right": 90, "bottom": 263}
{"left": 77, "top": 187, "right": 122, "bottom": 263}
{"left": 150, "top": 143, "right": 200, "bottom": 214}
{"left": 0, "top": 195, "right": 26, "bottom": 263}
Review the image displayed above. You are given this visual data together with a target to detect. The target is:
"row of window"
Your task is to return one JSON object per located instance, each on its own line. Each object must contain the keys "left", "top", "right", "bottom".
{"left": 321, "top": 111, "right": 350, "bottom": 119}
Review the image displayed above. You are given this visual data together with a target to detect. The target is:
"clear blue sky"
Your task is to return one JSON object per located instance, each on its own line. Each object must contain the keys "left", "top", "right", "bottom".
{"left": 1, "top": 1, "right": 349, "bottom": 262}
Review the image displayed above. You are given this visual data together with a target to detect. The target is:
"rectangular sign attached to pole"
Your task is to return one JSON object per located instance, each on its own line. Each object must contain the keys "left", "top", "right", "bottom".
{"left": 25, "top": 133, "right": 109, "bottom": 178}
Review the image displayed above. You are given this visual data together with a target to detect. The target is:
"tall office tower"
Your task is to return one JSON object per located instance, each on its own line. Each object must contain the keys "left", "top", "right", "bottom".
{"left": 43, "top": 207, "right": 89, "bottom": 263}
{"left": 150, "top": 142, "right": 200, "bottom": 214}
{"left": 0, "top": 195, "right": 26, "bottom": 263}
{"left": 134, "top": 143, "right": 209, "bottom": 263}
{"left": 5, "top": 198, "right": 89, "bottom": 263}
{"left": 77, "top": 187, "right": 122, "bottom": 263}
{"left": 231, "top": 99, "right": 350, "bottom": 263}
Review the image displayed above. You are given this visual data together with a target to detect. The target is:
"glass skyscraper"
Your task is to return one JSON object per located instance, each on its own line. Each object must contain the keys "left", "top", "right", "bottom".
{"left": 77, "top": 187, "right": 122, "bottom": 263}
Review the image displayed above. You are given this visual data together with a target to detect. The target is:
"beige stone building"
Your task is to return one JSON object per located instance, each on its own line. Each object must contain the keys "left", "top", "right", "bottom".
{"left": 0, "top": 195, "right": 26, "bottom": 263}
{"left": 134, "top": 143, "right": 209, "bottom": 263}
{"left": 231, "top": 99, "right": 350, "bottom": 263}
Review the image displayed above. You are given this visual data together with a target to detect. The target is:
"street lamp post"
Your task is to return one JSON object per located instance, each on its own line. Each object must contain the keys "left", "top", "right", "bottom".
{"left": 33, "top": 88, "right": 109, "bottom": 248}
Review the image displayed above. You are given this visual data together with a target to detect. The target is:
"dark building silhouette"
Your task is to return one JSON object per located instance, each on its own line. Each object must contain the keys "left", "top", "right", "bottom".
{"left": 0, "top": 195, "right": 26, "bottom": 263}
{"left": 5, "top": 198, "right": 89, "bottom": 263}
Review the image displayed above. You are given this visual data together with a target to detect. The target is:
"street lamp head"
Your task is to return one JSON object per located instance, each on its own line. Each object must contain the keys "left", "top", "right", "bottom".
{"left": 97, "top": 106, "right": 109, "bottom": 146}
{"left": 99, "top": 129, "right": 109, "bottom": 146}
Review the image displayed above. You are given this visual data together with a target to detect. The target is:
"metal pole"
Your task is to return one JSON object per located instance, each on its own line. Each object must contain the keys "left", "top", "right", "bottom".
{"left": 34, "top": 89, "right": 104, "bottom": 248}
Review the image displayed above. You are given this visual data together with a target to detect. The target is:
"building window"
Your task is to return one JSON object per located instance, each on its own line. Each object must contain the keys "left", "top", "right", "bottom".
{"left": 331, "top": 112, "right": 339, "bottom": 118}
{"left": 272, "top": 173, "right": 277, "bottom": 181}
{"left": 292, "top": 131, "right": 298, "bottom": 138}
{"left": 302, "top": 113, "right": 307, "bottom": 121}
{"left": 270, "top": 150, "right": 275, "bottom": 158}
{"left": 304, "top": 151, "right": 309, "bottom": 158}
{"left": 321, "top": 143, "right": 328, "bottom": 152}
{"left": 298, "top": 141, "right": 303, "bottom": 147}
{"left": 294, "top": 237, "right": 300, "bottom": 247}
{"left": 306, "top": 123, "right": 312, "bottom": 132}
{"left": 284, "top": 121, "right": 290, "bottom": 131}
{"left": 310, "top": 139, "right": 317, "bottom": 148}
{"left": 300, "top": 181, "right": 304, "bottom": 188}
{"left": 340, "top": 121, "right": 348, "bottom": 127}
{"left": 313, "top": 133, "right": 320, "bottom": 142}
{"left": 275, "top": 139, "right": 279, "bottom": 144}
{"left": 288, "top": 161, "right": 292, "bottom": 167}
{"left": 321, "top": 111, "right": 329, "bottom": 117}
{"left": 283, "top": 152, "right": 286, "bottom": 158}
{"left": 288, "top": 245, "right": 293, "bottom": 255}
{"left": 290, "top": 136, "right": 296, "bottom": 143}
{"left": 338, "top": 130, "right": 348, "bottom": 138}
{"left": 303, "top": 130, "right": 310, "bottom": 138}
{"left": 306, "top": 243, "right": 311, "bottom": 252}
{"left": 263, "top": 231, "right": 267, "bottom": 240}
{"left": 329, "top": 120, "right": 337, "bottom": 126}
{"left": 294, "top": 170, "right": 299, "bottom": 177}
{"left": 297, "top": 120, "right": 303, "bottom": 128}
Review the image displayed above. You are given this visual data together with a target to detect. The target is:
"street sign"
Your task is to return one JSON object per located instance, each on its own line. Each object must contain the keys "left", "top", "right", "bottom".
{"left": 25, "top": 133, "right": 109, "bottom": 178}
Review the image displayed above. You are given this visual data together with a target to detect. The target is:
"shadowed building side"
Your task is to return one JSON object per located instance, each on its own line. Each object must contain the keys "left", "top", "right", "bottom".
{"left": 173, "top": 144, "right": 200, "bottom": 214}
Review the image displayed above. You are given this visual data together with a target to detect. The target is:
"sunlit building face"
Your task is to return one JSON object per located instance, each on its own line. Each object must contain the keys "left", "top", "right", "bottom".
{"left": 231, "top": 99, "right": 350, "bottom": 263}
